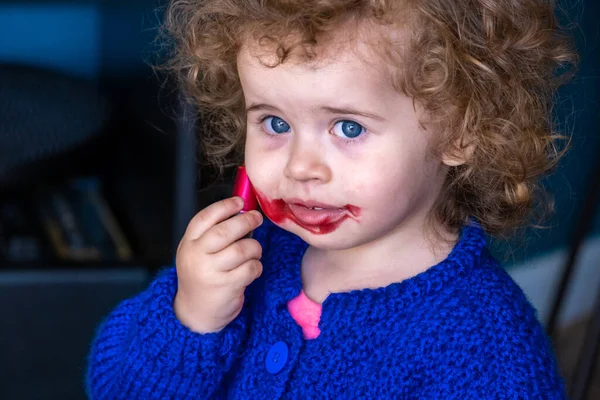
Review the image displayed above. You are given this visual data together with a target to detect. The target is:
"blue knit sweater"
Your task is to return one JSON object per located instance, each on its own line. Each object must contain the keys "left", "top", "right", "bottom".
{"left": 86, "top": 219, "right": 566, "bottom": 399}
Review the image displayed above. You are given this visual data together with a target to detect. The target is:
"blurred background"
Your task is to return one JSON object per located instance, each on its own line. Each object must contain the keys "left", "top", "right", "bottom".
{"left": 0, "top": 0, "right": 599, "bottom": 399}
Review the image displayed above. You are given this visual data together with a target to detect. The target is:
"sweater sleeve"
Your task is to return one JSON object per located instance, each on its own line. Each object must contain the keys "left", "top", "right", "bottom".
{"left": 417, "top": 342, "right": 567, "bottom": 400}
{"left": 85, "top": 267, "right": 248, "bottom": 400}
{"left": 413, "top": 294, "right": 567, "bottom": 399}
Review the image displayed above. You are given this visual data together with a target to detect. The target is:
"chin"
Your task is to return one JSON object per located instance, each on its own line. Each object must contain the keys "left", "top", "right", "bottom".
{"left": 281, "top": 222, "right": 364, "bottom": 250}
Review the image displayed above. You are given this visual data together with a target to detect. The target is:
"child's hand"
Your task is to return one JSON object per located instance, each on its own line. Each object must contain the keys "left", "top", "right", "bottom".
{"left": 174, "top": 197, "right": 263, "bottom": 334}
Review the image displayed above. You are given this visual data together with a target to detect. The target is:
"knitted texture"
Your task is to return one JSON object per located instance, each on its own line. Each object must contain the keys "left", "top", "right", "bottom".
{"left": 86, "top": 219, "right": 566, "bottom": 399}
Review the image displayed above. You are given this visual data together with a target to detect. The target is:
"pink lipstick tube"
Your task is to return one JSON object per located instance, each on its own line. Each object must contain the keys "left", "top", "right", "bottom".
{"left": 232, "top": 166, "right": 258, "bottom": 213}
{"left": 232, "top": 166, "right": 259, "bottom": 238}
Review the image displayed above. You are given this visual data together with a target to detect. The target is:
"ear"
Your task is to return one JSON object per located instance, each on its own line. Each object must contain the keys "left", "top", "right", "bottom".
{"left": 441, "top": 138, "right": 475, "bottom": 167}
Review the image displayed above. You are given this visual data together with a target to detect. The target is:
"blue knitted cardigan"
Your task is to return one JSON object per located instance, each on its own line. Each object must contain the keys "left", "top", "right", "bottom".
{"left": 86, "top": 218, "right": 566, "bottom": 399}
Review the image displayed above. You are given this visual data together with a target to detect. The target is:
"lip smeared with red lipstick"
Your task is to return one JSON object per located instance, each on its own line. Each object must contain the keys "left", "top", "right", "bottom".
{"left": 254, "top": 189, "right": 361, "bottom": 234}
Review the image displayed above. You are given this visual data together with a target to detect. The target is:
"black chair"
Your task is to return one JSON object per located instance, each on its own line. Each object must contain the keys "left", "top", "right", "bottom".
{"left": 0, "top": 63, "right": 111, "bottom": 188}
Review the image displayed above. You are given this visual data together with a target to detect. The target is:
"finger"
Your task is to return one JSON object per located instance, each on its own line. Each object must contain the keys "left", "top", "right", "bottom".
{"left": 200, "top": 210, "right": 263, "bottom": 254}
{"left": 183, "top": 197, "right": 244, "bottom": 240}
{"left": 212, "top": 238, "right": 263, "bottom": 272}
{"left": 227, "top": 259, "right": 263, "bottom": 289}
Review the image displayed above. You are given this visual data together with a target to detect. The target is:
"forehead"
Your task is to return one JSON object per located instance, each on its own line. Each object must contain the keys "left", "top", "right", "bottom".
{"left": 237, "top": 24, "right": 407, "bottom": 91}
{"left": 236, "top": 47, "right": 390, "bottom": 115}
{"left": 238, "top": 45, "right": 375, "bottom": 82}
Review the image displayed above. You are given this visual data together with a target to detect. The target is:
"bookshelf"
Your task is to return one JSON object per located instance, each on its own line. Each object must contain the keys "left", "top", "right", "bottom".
{"left": 0, "top": 72, "right": 188, "bottom": 275}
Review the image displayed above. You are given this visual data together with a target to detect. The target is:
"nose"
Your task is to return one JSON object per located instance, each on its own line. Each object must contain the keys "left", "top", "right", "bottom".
{"left": 283, "top": 136, "right": 332, "bottom": 183}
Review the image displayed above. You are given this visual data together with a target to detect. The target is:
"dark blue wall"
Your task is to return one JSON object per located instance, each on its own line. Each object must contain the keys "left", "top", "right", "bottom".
{"left": 490, "top": 0, "right": 600, "bottom": 266}
{"left": 0, "top": 3, "right": 161, "bottom": 79}
{"left": 1, "top": 1, "right": 597, "bottom": 267}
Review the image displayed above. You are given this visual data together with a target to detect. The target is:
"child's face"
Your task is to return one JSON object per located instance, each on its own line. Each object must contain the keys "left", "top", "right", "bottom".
{"left": 239, "top": 35, "right": 450, "bottom": 250}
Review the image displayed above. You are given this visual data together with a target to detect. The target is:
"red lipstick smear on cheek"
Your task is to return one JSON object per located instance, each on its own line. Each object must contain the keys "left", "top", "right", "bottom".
{"left": 253, "top": 190, "right": 288, "bottom": 225}
{"left": 345, "top": 205, "right": 361, "bottom": 218}
{"left": 253, "top": 189, "right": 361, "bottom": 235}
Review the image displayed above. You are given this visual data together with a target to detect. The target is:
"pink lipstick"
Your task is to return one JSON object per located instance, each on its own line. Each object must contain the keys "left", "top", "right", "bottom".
{"left": 232, "top": 166, "right": 258, "bottom": 213}
{"left": 232, "top": 166, "right": 258, "bottom": 238}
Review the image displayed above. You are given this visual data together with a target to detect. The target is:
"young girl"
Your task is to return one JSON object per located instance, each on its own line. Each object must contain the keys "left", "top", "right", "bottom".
{"left": 87, "top": 0, "right": 577, "bottom": 398}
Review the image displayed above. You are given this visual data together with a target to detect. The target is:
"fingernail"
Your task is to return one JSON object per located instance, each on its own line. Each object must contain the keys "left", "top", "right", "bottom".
{"left": 235, "top": 197, "right": 244, "bottom": 207}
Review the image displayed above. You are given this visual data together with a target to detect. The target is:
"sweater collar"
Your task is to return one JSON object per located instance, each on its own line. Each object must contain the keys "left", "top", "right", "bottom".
{"left": 260, "top": 219, "right": 489, "bottom": 334}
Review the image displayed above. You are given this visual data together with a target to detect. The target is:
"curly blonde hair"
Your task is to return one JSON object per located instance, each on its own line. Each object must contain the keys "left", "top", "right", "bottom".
{"left": 163, "top": 0, "right": 577, "bottom": 236}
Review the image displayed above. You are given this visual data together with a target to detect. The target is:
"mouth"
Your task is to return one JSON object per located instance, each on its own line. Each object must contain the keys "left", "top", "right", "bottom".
{"left": 287, "top": 204, "right": 347, "bottom": 225}
{"left": 253, "top": 189, "right": 361, "bottom": 235}
{"left": 286, "top": 199, "right": 346, "bottom": 211}
{"left": 283, "top": 198, "right": 357, "bottom": 227}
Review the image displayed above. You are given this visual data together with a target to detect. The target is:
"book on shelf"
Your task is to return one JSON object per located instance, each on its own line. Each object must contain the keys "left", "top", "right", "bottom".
{"left": 36, "top": 177, "right": 134, "bottom": 262}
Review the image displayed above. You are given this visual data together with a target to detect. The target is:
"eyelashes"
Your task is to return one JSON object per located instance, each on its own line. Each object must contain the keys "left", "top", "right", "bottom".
{"left": 263, "top": 116, "right": 291, "bottom": 134}
{"left": 256, "top": 115, "right": 369, "bottom": 146}
{"left": 331, "top": 120, "right": 365, "bottom": 139}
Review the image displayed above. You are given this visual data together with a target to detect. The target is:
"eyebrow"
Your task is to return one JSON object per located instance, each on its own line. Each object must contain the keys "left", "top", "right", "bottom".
{"left": 319, "top": 106, "right": 386, "bottom": 122}
{"left": 246, "top": 103, "right": 386, "bottom": 122}
{"left": 246, "top": 103, "right": 280, "bottom": 114}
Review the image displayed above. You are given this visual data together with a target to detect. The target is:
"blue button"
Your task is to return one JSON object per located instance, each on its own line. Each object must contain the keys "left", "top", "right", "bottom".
{"left": 265, "top": 341, "right": 288, "bottom": 374}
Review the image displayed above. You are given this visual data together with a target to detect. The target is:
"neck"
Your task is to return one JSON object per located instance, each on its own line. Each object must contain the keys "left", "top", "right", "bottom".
{"left": 301, "top": 217, "right": 457, "bottom": 304}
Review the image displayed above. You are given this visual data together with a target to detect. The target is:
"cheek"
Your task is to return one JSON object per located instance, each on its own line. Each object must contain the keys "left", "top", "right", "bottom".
{"left": 245, "top": 160, "right": 271, "bottom": 194}
{"left": 245, "top": 139, "right": 285, "bottom": 194}
{"left": 347, "top": 156, "right": 429, "bottom": 206}
{"left": 246, "top": 125, "right": 288, "bottom": 153}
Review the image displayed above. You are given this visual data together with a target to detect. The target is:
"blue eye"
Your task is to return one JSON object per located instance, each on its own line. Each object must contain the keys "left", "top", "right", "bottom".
{"left": 332, "top": 120, "right": 365, "bottom": 139}
{"left": 263, "top": 116, "right": 290, "bottom": 134}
